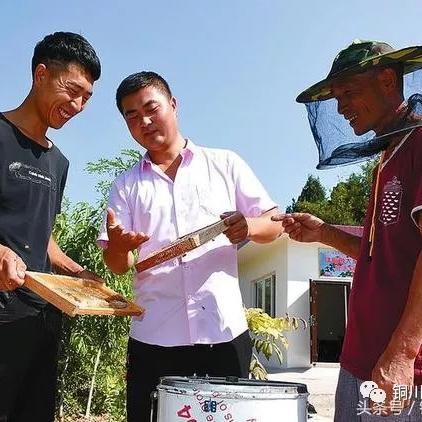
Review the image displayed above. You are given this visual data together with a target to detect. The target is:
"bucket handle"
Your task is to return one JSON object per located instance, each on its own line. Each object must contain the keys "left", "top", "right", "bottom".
{"left": 150, "top": 391, "right": 158, "bottom": 422}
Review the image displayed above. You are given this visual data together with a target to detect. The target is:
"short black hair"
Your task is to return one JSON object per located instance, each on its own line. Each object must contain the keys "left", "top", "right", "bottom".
{"left": 32, "top": 32, "right": 101, "bottom": 81}
{"left": 116, "top": 71, "right": 172, "bottom": 114}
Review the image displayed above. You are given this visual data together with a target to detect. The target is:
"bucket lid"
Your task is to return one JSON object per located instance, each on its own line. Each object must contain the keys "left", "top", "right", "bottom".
{"left": 158, "top": 376, "right": 308, "bottom": 394}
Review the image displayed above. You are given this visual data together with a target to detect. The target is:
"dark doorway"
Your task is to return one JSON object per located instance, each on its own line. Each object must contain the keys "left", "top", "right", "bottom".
{"left": 310, "top": 280, "right": 351, "bottom": 363}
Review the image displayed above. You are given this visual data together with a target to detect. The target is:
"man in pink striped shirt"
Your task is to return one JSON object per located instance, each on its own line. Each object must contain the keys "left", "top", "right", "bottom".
{"left": 97, "top": 71, "right": 281, "bottom": 421}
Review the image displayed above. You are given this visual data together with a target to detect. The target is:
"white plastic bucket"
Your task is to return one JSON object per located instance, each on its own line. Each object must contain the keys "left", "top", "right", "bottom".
{"left": 154, "top": 376, "right": 309, "bottom": 422}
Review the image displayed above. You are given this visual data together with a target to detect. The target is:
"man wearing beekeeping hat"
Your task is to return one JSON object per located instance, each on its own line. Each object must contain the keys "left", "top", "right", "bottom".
{"left": 273, "top": 40, "right": 422, "bottom": 420}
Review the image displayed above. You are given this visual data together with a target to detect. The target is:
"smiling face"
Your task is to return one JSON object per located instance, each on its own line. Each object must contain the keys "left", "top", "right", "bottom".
{"left": 330, "top": 64, "right": 406, "bottom": 137}
{"left": 332, "top": 70, "right": 392, "bottom": 136}
{"left": 33, "top": 62, "right": 94, "bottom": 129}
{"left": 121, "top": 85, "right": 178, "bottom": 152}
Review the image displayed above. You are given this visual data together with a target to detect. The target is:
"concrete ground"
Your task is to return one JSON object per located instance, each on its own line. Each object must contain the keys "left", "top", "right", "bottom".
{"left": 268, "top": 363, "right": 340, "bottom": 421}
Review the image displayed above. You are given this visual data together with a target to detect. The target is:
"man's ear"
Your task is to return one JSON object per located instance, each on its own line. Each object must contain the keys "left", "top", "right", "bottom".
{"left": 33, "top": 63, "right": 48, "bottom": 86}
{"left": 170, "top": 96, "right": 177, "bottom": 113}
{"left": 378, "top": 67, "right": 398, "bottom": 94}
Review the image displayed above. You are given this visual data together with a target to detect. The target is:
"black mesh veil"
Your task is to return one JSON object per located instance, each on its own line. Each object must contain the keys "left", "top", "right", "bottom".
{"left": 305, "top": 69, "right": 422, "bottom": 169}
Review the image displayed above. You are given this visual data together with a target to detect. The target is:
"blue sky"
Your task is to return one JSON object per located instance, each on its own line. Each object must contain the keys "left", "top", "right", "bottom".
{"left": 1, "top": 1, "right": 421, "bottom": 210}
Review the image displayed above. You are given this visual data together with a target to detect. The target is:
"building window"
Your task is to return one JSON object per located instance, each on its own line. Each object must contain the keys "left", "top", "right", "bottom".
{"left": 253, "top": 274, "right": 276, "bottom": 317}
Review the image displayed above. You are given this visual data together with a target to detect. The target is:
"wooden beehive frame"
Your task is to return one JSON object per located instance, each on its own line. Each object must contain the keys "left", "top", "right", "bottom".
{"left": 24, "top": 271, "right": 144, "bottom": 317}
{"left": 135, "top": 218, "right": 229, "bottom": 273}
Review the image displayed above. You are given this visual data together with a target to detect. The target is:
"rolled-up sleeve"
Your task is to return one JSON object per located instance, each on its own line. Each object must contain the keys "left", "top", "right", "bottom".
{"left": 96, "top": 175, "right": 134, "bottom": 249}
{"left": 230, "top": 151, "right": 278, "bottom": 217}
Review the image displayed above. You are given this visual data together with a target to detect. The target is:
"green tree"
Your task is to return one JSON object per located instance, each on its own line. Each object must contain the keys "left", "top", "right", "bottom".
{"left": 287, "top": 175, "right": 326, "bottom": 213}
{"left": 246, "top": 308, "right": 306, "bottom": 380}
{"left": 55, "top": 150, "right": 141, "bottom": 421}
{"left": 297, "top": 175, "right": 326, "bottom": 203}
{"left": 289, "top": 160, "right": 377, "bottom": 225}
{"left": 86, "top": 149, "right": 142, "bottom": 200}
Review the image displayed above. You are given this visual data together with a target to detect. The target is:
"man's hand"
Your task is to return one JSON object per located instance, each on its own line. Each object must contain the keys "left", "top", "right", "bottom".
{"left": 371, "top": 348, "right": 415, "bottom": 415}
{"left": 0, "top": 245, "right": 26, "bottom": 291}
{"left": 106, "top": 208, "right": 149, "bottom": 253}
{"left": 271, "top": 212, "right": 325, "bottom": 243}
{"left": 221, "top": 211, "right": 249, "bottom": 244}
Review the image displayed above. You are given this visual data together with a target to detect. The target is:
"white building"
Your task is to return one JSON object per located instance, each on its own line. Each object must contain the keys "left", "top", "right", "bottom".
{"left": 237, "top": 226, "right": 362, "bottom": 369}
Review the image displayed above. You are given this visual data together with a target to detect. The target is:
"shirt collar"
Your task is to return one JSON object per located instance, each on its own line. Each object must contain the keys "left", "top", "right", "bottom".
{"left": 140, "top": 138, "right": 196, "bottom": 170}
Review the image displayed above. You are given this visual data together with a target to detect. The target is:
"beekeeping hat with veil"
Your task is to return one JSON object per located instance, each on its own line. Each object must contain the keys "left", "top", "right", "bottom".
{"left": 297, "top": 39, "right": 422, "bottom": 169}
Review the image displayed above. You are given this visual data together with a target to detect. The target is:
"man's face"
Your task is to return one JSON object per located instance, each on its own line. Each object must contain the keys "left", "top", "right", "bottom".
{"left": 34, "top": 63, "right": 94, "bottom": 129}
{"left": 332, "top": 71, "right": 389, "bottom": 135}
{"left": 121, "top": 85, "right": 178, "bottom": 151}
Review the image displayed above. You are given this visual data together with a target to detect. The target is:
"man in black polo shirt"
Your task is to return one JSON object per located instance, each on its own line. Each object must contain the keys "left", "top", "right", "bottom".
{"left": 0, "top": 32, "right": 101, "bottom": 422}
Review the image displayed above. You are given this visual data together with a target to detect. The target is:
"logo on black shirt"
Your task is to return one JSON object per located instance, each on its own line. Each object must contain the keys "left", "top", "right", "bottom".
{"left": 9, "top": 162, "right": 57, "bottom": 191}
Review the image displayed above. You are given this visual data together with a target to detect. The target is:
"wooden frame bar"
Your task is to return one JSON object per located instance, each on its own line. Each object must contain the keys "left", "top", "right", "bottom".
{"left": 135, "top": 218, "right": 229, "bottom": 272}
{"left": 24, "top": 271, "right": 144, "bottom": 317}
